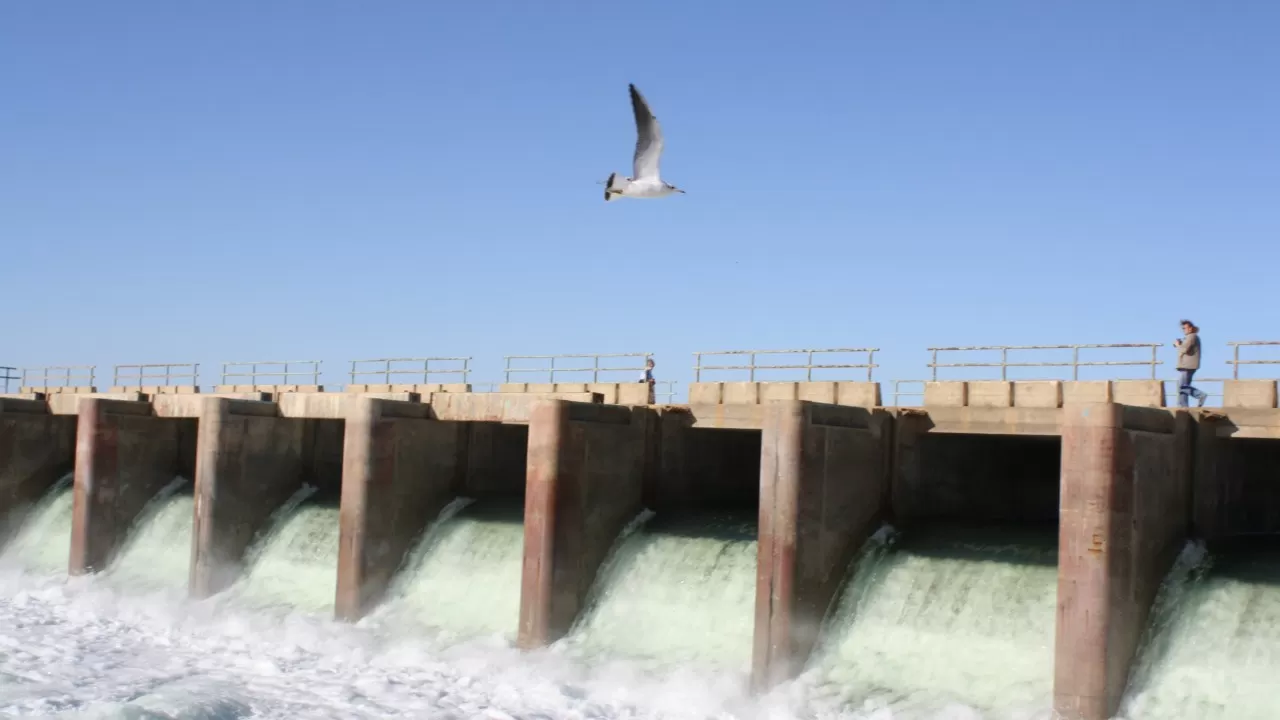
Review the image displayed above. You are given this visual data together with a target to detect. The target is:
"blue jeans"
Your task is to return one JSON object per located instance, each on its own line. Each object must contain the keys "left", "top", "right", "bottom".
{"left": 1178, "top": 369, "right": 1207, "bottom": 407}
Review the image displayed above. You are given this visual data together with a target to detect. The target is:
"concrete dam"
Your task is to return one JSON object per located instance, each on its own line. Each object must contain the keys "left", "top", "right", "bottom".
{"left": 2, "top": 346, "right": 1279, "bottom": 720}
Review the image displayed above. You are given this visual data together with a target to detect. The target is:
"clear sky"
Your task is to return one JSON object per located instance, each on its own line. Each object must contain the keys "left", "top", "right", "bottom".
{"left": 4, "top": 2, "right": 1278, "bottom": 394}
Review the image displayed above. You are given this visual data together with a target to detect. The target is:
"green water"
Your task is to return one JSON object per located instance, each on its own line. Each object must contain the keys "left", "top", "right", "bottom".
{"left": 566, "top": 513, "right": 758, "bottom": 673}
{"left": 0, "top": 478, "right": 74, "bottom": 573}
{"left": 105, "top": 493, "right": 195, "bottom": 592}
{"left": 388, "top": 499, "right": 526, "bottom": 641}
{"left": 1121, "top": 542, "right": 1280, "bottom": 720}
{"left": 806, "top": 525, "right": 1059, "bottom": 716}
{"left": 233, "top": 502, "right": 341, "bottom": 614}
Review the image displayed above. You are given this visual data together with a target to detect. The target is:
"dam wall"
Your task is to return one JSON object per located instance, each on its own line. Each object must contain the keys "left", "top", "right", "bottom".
{"left": 2, "top": 344, "right": 1278, "bottom": 720}
{"left": 0, "top": 398, "right": 75, "bottom": 543}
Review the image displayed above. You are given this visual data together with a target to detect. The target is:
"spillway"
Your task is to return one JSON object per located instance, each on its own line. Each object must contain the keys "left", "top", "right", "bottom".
{"left": 1120, "top": 541, "right": 1280, "bottom": 720}
{"left": 0, "top": 476, "right": 74, "bottom": 574}
{"left": 103, "top": 480, "right": 193, "bottom": 593}
{"left": 565, "top": 512, "right": 758, "bottom": 673}
{"left": 380, "top": 498, "right": 525, "bottom": 641}
{"left": 232, "top": 497, "right": 342, "bottom": 615}
{"left": 805, "top": 524, "right": 1059, "bottom": 716}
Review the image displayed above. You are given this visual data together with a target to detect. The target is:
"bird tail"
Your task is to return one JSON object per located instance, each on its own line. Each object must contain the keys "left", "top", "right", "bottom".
{"left": 604, "top": 172, "right": 623, "bottom": 201}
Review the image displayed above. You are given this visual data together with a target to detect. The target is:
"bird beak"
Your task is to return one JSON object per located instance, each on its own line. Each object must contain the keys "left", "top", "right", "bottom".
{"left": 677, "top": 189, "right": 686, "bottom": 193}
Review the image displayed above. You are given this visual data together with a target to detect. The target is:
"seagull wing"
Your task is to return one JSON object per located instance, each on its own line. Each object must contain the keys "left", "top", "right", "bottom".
{"left": 629, "top": 84, "right": 664, "bottom": 181}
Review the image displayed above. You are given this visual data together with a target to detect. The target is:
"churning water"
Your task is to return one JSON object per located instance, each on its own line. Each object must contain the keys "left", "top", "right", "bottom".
{"left": 566, "top": 512, "right": 758, "bottom": 673}
{"left": 5, "top": 477, "right": 1276, "bottom": 720}
{"left": 1119, "top": 541, "right": 1280, "bottom": 720}
{"left": 803, "top": 525, "right": 1059, "bottom": 719}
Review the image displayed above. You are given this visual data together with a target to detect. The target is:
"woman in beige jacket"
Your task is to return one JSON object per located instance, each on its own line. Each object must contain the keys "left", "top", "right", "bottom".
{"left": 1175, "top": 319, "right": 1208, "bottom": 407}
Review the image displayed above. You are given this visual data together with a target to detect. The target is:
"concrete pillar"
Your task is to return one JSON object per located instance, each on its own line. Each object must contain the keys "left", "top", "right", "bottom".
{"left": 752, "top": 400, "right": 893, "bottom": 691}
{"left": 335, "top": 397, "right": 466, "bottom": 621}
{"left": 518, "top": 400, "right": 648, "bottom": 648}
{"left": 1054, "top": 403, "right": 1191, "bottom": 720}
{"left": 0, "top": 398, "right": 76, "bottom": 544}
{"left": 70, "top": 398, "right": 196, "bottom": 575}
{"left": 189, "top": 398, "right": 307, "bottom": 597}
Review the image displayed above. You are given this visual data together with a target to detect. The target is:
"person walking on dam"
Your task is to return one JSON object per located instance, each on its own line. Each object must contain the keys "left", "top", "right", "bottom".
{"left": 641, "top": 357, "right": 656, "bottom": 405}
{"left": 1175, "top": 319, "right": 1208, "bottom": 407}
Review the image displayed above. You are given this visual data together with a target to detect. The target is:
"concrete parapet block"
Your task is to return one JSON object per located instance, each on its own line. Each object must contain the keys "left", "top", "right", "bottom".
{"left": 1054, "top": 403, "right": 1190, "bottom": 720}
{"left": 335, "top": 396, "right": 466, "bottom": 621}
{"left": 1223, "top": 379, "right": 1278, "bottom": 409}
{"left": 923, "top": 381, "right": 967, "bottom": 407}
{"left": 722, "top": 382, "right": 761, "bottom": 404}
{"left": 835, "top": 382, "right": 881, "bottom": 407}
{"left": 759, "top": 382, "right": 798, "bottom": 403}
{"left": 796, "top": 382, "right": 837, "bottom": 404}
{"left": 1014, "top": 381, "right": 1064, "bottom": 408}
{"left": 616, "top": 383, "right": 650, "bottom": 405}
{"left": 1063, "top": 382, "right": 1113, "bottom": 404}
{"left": 585, "top": 383, "right": 620, "bottom": 404}
{"left": 21, "top": 386, "right": 97, "bottom": 395}
{"left": 753, "top": 400, "right": 893, "bottom": 690}
{"left": 0, "top": 399, "right": 77, "bottom": 544}
{"left": 70, "top": 398, "right": 196, "bottom": 575}
{"left": 518, "top": 400, "right": 648, "bottom": 648}
{"left": 189, "top": 398, "right": 306, "bottom": 598}
{"left": 966, "top": 381, "right": 1013, "bottom": 408}
{"left": 688, "top": 383, "right": 723, "bottom": 404}
{"left": 429, "top": 392, "right": 602, "bottom": 424}
{"left": 1111, "top": 380, "right": 1165, "bottom": 408}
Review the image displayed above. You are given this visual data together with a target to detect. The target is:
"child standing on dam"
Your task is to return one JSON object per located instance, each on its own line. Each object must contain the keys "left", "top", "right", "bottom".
{"left": 1175, "top": 319, "right": 1208, "bottom": 407}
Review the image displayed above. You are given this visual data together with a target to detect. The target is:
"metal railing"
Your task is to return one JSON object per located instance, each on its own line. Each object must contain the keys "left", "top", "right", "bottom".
{"left": 927, "top": 343, "right": 1163, "bottom": 381}
{"left": 113, "top": 363, "right": 200, "bottom": 387}
{"left": 0, "top": 366, "right": 17, "bottom": 393}
{"left": 692, "top": 348, "right": 879, "bottom": 382}
{"left": 1226, "top": 341, "right": 1280, "bottom": 379}
{"left": 654, "top": 380, "right": 678, "bottom": 403}
{"left": 220, "top": 360, "right": 322, "bottom": 387}
{"left": 892, "top": 379, "right": 926, "bottom": 406}
{"left": 20, "top": 365, "right": 97, "bottom": 389}
{"left": 348, "top": 357, "right": 471, "bottom": 385}
{"left": 503, "top": 352, "right": 653, "bottom": 384}
{"left": 470, "top": 382, "right": 501, "bottom": 393}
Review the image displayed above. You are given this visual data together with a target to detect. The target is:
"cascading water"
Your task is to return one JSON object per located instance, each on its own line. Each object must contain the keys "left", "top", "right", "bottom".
{"left": 102, "top": 478, "right": 193, "bottom": 593}
{"left": 231, "top": 496, "right": 342, "bottom": 615}
{"left": 804, "top": 524, "right": 1059, "bottom": 717}
{"left": 1120, "top": 540, "right": 1280, "bottom": 720}
{"left": 564, "top": 512, "right": 758, "bottom": 673}
{"left": 379, "top": 498, "right": 526, "bottom": 641}
{"left": 0, "top": 475, "right": 74, "bottom": 574}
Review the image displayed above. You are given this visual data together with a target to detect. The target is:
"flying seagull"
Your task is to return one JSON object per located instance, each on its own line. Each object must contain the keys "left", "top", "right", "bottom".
{"left": 603, "top": 84, "right": 685, "bottom": 201}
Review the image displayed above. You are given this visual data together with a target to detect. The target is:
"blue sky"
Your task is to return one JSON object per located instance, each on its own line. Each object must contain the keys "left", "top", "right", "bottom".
{"left": 3, "top": 2, "right": 1278, "bottom": 395}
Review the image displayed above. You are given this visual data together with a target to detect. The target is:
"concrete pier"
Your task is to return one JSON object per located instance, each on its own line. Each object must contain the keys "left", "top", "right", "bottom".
{"left": 517, "top": 400, "right": 647, "bottom": 648}
{"left": 1053, "top": 403, "right": 1191, "bottom": 720}
{"left": 335, "top": 397, "right": 465, "bottom": 620}
{"left": 0, "top": 398, "right": 76, "bottom": 543}
{"left": 752, "top": 400, "right": 892, "bottom": 690}
{"left": 70, "top": 397, "right": 197, "bottom": 574}
{"left": 189, "top": 398, "right": 312, "bottom": 598}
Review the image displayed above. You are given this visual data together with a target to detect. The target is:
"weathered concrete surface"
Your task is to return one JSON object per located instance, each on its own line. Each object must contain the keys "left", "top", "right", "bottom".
{"left": 346, "top": 383, "right": 470, "bottom": 394}
{"left": 1191, "top": 409, "right": 1280, "bottom": 543}
{"left": 649, "top": 408, "right": 762, "bottom": 514}
{"left": 1110, "top": 380, "right": 1165, "bottom": 408}
{"left": 897, "top": 406, "right": 1062, "bottom": 436}
{"left": 922, "top": 381, "right": 1166, "bottom": 409}
{"left": 892, "top": 410, "right": 1061, "bottom": 526}
{"left": 0, "top": 398, "right": 76, "bottom": 543}
{"left": 70, "top": 398, "right": 197, "bottom": 575}
{"left": 1054, "top": 403, "right": 1191, "bottom": 720}
{"left": 500, "top": 383, "right": 648, "bottom": 405}
{"left": 753, "top": 401, "right": 892, "bottom": 690}
{"left": 464, "top": 423, "right": 530, "bottom": 496}
{"left": 518, "top": 401, "right": 647, "bottom": 648}
{"left": 335, "top": 397, "right": 466, "bottom": 621}
{"left": 689, "top": 382, "right": 881, "bottom": 407}
{"left": 1223, "top": 379, "right": 1278, "bottom": 409}
{"left": 189, "top": 398, "right": 308, "bottom": 598}
{"left": 431, "top": 392, "right": 601, "bottom": 423}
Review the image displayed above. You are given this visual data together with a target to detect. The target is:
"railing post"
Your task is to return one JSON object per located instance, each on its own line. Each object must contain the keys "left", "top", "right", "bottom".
{"left": 1072, "top": 346, "right": 1080, "bottom": 380}
{"left": 1001, "top": 347, "right": 1008, "bottom": 381}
